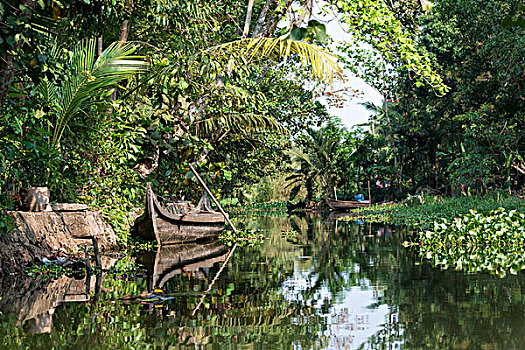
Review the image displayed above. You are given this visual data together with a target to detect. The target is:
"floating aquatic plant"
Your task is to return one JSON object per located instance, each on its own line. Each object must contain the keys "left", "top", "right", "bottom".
{"left": 407, "top": 208, "right": 525, "bottom": 277}
{"left": 219, "top": 229, "right": 267, "bottom": 247}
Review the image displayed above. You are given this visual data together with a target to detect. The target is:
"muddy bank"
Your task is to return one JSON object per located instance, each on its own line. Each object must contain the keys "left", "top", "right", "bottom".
{"left": 0, "top": 210, "right": 118, "bottom": 273}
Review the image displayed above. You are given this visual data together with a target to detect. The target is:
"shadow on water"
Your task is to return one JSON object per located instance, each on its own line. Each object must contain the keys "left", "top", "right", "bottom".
{"left": 1, "top": 214, "right": 525, "bottom": 348}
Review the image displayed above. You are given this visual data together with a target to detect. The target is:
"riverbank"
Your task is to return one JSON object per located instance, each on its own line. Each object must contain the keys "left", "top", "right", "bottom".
{"left": 346, "top": 194, "right": 525, "bottom": 226}
{"left": 0, "top": 210, "right": 118, "bottom": 273}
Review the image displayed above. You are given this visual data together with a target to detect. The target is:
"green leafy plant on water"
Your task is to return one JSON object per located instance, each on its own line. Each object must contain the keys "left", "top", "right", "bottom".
{"left": 219, "top": 229, "right": 267, "bottom": 247}
{"left": 219, "top": 227, "right": 298, "bottom": 246}
{"left": 349, "top": 194, "right": 525, "bottom": 227}
{"left": 125, "top": 237, "right": 157, "bottom": 254}
{"left": 25, "top": 262, "right": 85, "bottom": 282}
{"left": 406, "top": 208, "right": 525, "bottom": 277}
{"left": 225, "top": 200, "right": 287, "bottom": 212}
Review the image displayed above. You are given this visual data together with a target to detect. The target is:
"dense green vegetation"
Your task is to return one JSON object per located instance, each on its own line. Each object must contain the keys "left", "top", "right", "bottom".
{"left": 351, "top": 193, "right": 525, "bottom": 226}
{"left": 352, "top": 0, "right": 524, "bottom": 198}
{"left": 244, "top": 0, "right": 524, "bottom": 207}
{"left": 348, "top": 194, "right": 525, "bottom": 276}
{"left": 1, "top": 0, "right": 523, "bottom": 242}
{"left": 1, "top": 0, "right": 343, "bottom": 238}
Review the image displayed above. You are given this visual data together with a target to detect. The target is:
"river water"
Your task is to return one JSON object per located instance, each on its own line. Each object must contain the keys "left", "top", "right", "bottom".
{"left": 1, "top": 214, "right": 525, "bottom": 349}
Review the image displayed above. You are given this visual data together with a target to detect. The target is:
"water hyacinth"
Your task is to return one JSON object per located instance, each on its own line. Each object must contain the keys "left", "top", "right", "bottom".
{"left": 412, "top": 208, "right": 525, "bottom": 277}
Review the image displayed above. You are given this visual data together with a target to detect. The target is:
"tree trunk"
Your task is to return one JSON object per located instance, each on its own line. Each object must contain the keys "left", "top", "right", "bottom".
{"left": 243, "top": 0, "right": 256, "bottom": 38}
{"left": 259, "top": 1, "right": 292, "bottom": 37}
{"left": 113, "top": 0, "right": 133, "bottom": 101}
{"left": 119, "top": 19, "right": 130, "bottom": 42}
{"left": 97, "top": 36, "right": 104, "bottom": 56}
{"left": 118, "top": 0, "right": 133, "bottom": 43}
{"left": 252, "top": 0, "right": 273, "bottom": 38}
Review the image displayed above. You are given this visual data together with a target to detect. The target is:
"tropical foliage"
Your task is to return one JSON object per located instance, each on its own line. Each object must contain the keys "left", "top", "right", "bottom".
{"left": 1, "top": 0, "right": 523, "bottom": 241}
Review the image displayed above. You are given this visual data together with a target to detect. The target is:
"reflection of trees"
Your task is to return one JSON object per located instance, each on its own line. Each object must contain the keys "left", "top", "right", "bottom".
{"left": 3, "top": 216, "right": 525, "bottom": 349}
{"left": 370, "top": 266, "right": 525, "bottom": 349}
{"left": 353, "top": 228, "right": 525, "bottom": 349}
{"left": 288, "top": 216, "right": 401, "bottom": 313}
{"left": 284, "top": 216, "right": 525, "bottom": 349}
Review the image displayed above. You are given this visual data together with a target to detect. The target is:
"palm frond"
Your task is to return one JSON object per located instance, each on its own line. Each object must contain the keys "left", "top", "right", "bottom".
{"left": 360, "top": 101, "right": 382, "bottom": 114}
{"left": 51, "top": 39, "right": 148, "bottom": 146}
{"left": 197, "top": 112, "right": 285, "bottom": 135}
{"left": 207, "top": 38, "right": 342, "bottom": 84}
{"left": 38, "top": 78, "right": 59, "bottom": 105}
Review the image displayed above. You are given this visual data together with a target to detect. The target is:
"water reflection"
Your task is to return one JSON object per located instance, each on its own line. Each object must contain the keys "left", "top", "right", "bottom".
{"left": 0, "top": 256, "right": 117, "bottom": 335}
{"left": 1, "top": 215, "right": 525, "bottom": 349}
{"left": 137, "top": 239, "right": 228, "bottom": 290}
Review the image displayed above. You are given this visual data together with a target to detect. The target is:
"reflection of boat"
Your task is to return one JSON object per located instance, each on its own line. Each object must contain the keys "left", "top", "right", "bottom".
{"left": 134, "top": 183, "right": 227, "bottom": 245}
{"left": 325, "top": 197, "right": 370, "bottom": 211}
{"left": 137, "top": 239, "right": 228, "bottom": 289}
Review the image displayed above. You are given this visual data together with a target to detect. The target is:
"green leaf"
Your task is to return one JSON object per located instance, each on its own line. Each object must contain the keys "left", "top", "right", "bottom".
{"left": 290, "top": 26, "right": 307, "bottom": 41}
{"left": 289, "top": 185, "right": 301, "bottom": 201}
{"left": 307, "top": 20, "right": 328, "bottom": 43}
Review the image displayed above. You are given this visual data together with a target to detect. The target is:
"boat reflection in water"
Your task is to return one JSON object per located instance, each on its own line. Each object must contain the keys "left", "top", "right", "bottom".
{"left": 137, "top": 239, "right": 228, "bottom": 291}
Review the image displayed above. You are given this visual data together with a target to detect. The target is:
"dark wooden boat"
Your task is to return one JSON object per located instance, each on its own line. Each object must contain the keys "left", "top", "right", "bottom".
{"left": 325, "top": 197, "right": 371, "bottom": 211}
{"left": 136, "top": 239, "right": 228, "bottom": 289}
{"left": 133, "top": 183, "right": 227, "bottom": 245}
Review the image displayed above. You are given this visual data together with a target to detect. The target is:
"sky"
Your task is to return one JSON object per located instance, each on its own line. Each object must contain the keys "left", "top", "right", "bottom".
{"left": 308, "top": 2, "right": 384, "bottom": 130}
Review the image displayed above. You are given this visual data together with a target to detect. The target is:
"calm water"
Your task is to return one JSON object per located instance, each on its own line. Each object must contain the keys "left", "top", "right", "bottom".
{"left": 1, "top": 214, "right": 525, "bottom": 349}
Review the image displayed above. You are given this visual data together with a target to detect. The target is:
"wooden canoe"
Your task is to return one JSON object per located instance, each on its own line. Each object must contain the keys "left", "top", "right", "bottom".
{"left": 137, "top": 239, "right": 228, "bottom": 289}
{"left": 133, "top": 183, "right": 227, "bottom": 245}
{"left": 325, "top": 197, "right": 371, "bottom": 211}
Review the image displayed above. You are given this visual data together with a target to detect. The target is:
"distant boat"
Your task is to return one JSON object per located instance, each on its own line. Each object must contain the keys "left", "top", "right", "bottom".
{"left": 137, "top": 239, "right": 228, "bottom": 289}
{"left": 133, "top": 183, "right": 227, "bottom": 245}
{"left": 324, "top": 197, "right": 371, "bottom": 211}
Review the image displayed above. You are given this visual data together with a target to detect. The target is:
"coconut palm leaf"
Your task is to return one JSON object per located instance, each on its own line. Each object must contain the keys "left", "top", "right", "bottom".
{"left": 48, "top": 39, "right": 147, "bottom": 146}
{"left": 197, "top": 112, "right": 285, "bottom": 135}
{"left": 207, "top": 38, "right": 342, "bottom": 84}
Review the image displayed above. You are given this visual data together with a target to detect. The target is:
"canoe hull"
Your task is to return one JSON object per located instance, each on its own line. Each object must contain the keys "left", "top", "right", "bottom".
{"left": 135, "top": 216, "right": 225, "bottom": 244}
{"left": 325, "top": 197, "right": 371, "bottom": 211}
{"left": 133, "top": 183, "right": 227, "bottom": 245}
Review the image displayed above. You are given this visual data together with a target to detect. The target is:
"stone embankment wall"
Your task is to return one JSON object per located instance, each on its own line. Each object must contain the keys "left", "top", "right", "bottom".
{"left": 0, "top": 210, "right": 118, "bottom": 273}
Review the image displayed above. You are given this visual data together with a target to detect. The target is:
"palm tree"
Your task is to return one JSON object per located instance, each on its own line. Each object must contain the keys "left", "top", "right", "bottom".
{"left": 38, "top": 38, "right": 148, "bottom": 147}
{"left": 147, "top": 36, "right": 343, "bottom": 168}
{"left": 286, "top": 125, "right": 345, "bottom": 206}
